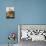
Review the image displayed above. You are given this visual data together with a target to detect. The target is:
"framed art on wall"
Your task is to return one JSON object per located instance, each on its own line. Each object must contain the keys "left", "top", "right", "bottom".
{"left": 6, "top": 7, "right": 15, "bottom": 19}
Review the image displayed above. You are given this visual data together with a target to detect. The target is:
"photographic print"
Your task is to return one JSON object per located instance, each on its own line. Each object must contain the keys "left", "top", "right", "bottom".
{"left": 6, "top": 7, "right": 15, "bottom": 19}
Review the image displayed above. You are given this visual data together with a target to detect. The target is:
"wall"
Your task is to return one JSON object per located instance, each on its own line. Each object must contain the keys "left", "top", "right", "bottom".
{"left": 16, "top": 0, "right": 46, "bottom": 24}
{"left": 0, "top": 0, "right": 46, "bottom": 44}
{"left": 0, "top": 0, "right": 18, "bottom": 44}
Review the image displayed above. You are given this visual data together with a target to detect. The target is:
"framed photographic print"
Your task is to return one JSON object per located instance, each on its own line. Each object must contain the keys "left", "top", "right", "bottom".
{"left": 6, "top": 7, "right": 15, "bottom": 19}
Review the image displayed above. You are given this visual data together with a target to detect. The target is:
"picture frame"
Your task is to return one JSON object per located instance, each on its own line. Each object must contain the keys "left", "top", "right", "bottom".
{"left": 6, "top": 7, "right": 15, "bottom": 19}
